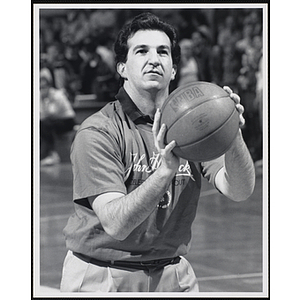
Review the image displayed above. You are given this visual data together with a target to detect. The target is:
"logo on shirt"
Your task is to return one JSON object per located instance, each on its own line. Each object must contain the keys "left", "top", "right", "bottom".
{"left": 124, "top": 152, "right": 195, "bottom": 182}
{"left": 124, "top": 152, "right": 195, "bottom": 209}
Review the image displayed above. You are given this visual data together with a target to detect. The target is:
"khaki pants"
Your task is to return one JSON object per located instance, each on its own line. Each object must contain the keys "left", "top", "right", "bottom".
{"left": 60, "top": 250, "right": 199, "bottom": 292}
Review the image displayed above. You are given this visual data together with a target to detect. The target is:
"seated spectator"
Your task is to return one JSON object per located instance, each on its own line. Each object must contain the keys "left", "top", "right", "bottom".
{"left": 42, "top": 42, "right": 74, "bottom": 97}
{"left": 222, "top": 39, "right": 242, "bottom": 92}
{"left": 252, "top": 35, "right": 263, "bottom": 70}
{"left": 210, "top": 44, "right": 223, "bottom": 86}
{"left": 176, "top": 39, "right": 203, "bottom": 87}
{"left": 191, "top": 26, "right": 212, "bottom": 82}
{"left": 64, "top": 44, "right": 83, "bottom": 101}
{"left": 217, "top": 15, "right": 241, "bottom": 50}
{"left": 237, "top": 52, "right": 260, "bottom": 161}
{"left": 236, "top": 23, "right": 254, "bottom": 54}
{"left": 40, "top": 70, "right": 76, "bottom": 166}
{"left": 79, "top": 40, "right": 117, "bottom": 101}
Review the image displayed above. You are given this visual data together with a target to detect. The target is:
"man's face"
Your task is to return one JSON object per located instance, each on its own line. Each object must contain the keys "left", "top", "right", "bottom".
{"left": 117, "top": 30, "right": 176, "bottom": 93}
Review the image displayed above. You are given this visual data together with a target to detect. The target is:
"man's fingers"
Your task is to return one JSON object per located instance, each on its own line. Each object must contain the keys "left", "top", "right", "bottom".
{"left": 223, "top": 86, "right": 245, "bottom": 127}
{"left": 153, "top": 108, "right": 169, "bottom": 150}
{"left": 236, "top": 103, "right": 244, "bottom": 114}
{"left": 223, "top": 86, "right": 241, "bottom": 104}
{"left": 239, "top": 115, "right": 245, "bottom": 127}
{"left": 164, "top": 140, "right": 177, "bottom": 154}
{"left": 223, "top": 86, "right": 233, "bottom": 95}
{"left": 152, "top": 108, "right": 177, "bottom": 158}
{"left": 152, "top": 108, "right": 161, "bottom": 136}
{"left": 156, "top": 123, "right": 167, "bottom": 149}
{"left": 230, "top": 93, "right": 241, "bottom": 105}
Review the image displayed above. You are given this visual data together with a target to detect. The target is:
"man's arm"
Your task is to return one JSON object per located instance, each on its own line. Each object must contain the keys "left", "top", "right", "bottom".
{"left": 89, "top": 109, "right": 179, "bottom": 241}
{"left": 215, "top": 129, "right": 255, "bottom": 201}
{"left": 89, "top": 166, "right": 174, "bottom": 241}
{"left": 214, "top": 86, "right": 255, "bottom": 201}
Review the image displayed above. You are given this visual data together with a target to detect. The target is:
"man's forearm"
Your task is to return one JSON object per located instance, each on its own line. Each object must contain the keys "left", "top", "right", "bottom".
{"left": 215, "top": 129, "right": 256, "bottom": 201}
{"left": 92, "top": 166, "right": 175, "bottom": 240}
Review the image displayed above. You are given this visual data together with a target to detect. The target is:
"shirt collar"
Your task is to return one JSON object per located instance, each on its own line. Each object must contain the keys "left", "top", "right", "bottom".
{"left": 115, "top": 87, "right": 154, "bottom": 124}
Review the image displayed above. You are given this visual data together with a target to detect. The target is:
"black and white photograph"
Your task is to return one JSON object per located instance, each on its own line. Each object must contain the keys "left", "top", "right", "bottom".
{"left": 31, "top": 2, "right": 270, "bottom": 298}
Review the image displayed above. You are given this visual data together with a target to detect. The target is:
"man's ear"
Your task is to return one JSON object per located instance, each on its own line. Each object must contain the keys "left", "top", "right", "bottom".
{"left": 117, "top": 62, "right": 127, "bottom": 79}
{"left": 171, "top": 65, "right": 177, "bottom": 81}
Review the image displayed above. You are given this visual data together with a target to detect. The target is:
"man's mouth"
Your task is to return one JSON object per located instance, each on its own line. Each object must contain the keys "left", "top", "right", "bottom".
{"left": 146, "top": 70, "right": 162, "bottom": 76}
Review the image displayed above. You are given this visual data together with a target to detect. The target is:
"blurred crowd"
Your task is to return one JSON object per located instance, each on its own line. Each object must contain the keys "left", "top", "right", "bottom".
{"left": 39, "top": 8, "right": 263, "bottom": 165}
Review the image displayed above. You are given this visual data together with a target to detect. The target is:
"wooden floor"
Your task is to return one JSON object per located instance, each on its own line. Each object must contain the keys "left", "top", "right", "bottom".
{"left": 37, "top": 159, "right": 266, "bottom": 296}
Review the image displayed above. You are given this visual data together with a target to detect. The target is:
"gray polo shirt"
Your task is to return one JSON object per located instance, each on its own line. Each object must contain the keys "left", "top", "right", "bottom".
{"left": 63, "top": 87, "right": 223, "bottom": 261}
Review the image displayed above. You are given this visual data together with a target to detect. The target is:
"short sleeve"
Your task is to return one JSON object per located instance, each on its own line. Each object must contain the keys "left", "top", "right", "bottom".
{"left": 71, "top": 126, "right": 127, "bottom": 207}
{"left": 200, "top": 155, "right": 225, "bottom": 188}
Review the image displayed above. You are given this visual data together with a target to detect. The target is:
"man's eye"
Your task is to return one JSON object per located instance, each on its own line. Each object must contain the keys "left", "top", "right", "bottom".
{"left": 136, "top": 49, "right": 147, "bottom": 54}
{"left": 158, "top": 50, "right": 169, "bottom": 55}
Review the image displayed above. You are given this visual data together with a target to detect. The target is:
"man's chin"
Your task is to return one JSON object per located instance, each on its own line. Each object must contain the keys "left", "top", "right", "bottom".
{"left": 143, "top": 79, "right": 159, "bottom": 86}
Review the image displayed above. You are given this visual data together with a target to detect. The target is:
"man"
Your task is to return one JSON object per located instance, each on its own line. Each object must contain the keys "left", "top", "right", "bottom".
{"left": 60, "top": 13, "right": 255, "bottom": 292}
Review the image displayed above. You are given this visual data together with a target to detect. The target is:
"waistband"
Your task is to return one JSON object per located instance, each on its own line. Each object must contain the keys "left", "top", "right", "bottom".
{"left": 73, "top": 252, "right": 181, "bottom": 271}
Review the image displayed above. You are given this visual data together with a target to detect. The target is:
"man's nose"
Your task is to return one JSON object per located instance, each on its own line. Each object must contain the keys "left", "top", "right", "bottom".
{"left": 148, "top": 50, "right": 160, "bottom": 65}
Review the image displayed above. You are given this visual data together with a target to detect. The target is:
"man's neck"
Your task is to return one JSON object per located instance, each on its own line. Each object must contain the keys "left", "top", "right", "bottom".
{"left": 123, "top": 84, "right": 168, "bottom": 118}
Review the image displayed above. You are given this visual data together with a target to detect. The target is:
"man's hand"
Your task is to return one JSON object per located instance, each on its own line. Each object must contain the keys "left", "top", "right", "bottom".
{"left": 152, "top": 108, "right": 180, "bottom": 175}
{"left": 223, "top": 86, "right": 245, "bottom": 127}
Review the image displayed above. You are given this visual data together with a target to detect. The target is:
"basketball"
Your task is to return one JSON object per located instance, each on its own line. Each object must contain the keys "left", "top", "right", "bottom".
{"left": 160, "top": 81, "right": 240, "bottom": 162}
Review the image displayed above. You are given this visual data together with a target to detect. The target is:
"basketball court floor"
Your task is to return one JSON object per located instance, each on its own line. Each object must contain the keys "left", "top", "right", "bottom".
{"left": 36, "top": 157, "right": 267, "bottom": 296}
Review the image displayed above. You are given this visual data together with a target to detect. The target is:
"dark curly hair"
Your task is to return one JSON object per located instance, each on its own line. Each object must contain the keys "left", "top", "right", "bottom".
{"left": 114, "top": 12, "right": 181, "bottom": 67}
